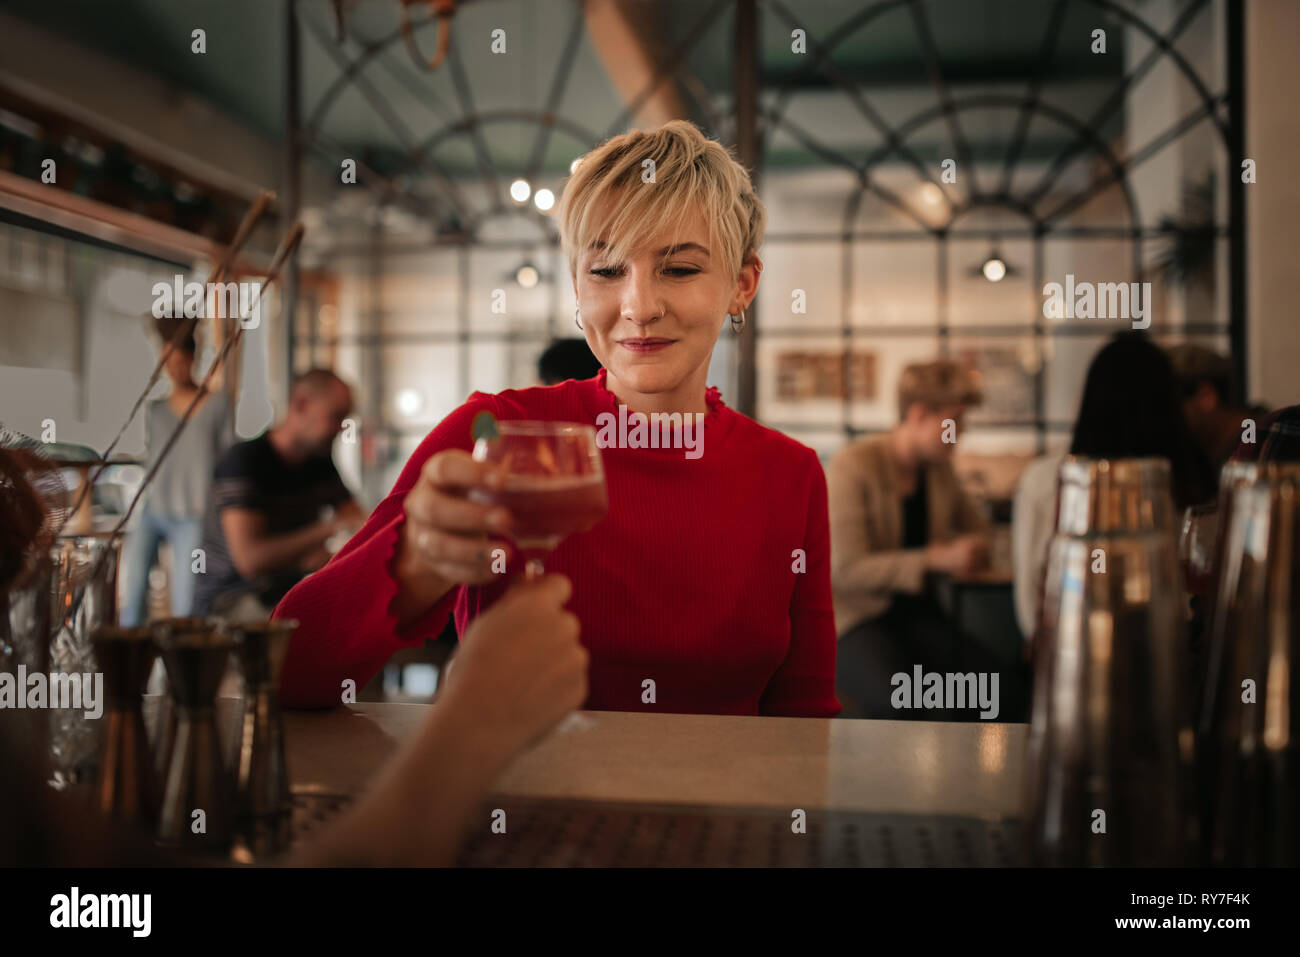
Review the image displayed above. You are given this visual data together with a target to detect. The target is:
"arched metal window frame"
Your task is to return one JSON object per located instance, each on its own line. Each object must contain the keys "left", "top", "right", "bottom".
{"left": 284, "top": 0, "right": 1244, "bottom": 462}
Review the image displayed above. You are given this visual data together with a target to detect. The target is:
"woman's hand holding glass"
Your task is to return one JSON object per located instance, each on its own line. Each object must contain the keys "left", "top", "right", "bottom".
{"left": 399, "top": 449, "right": 515, "bottom": 590}
{"left": 396, "top": 423, "right": 606, "bottom": 622}
{"left": 469, "top": 422, "right": 608, "bottom": 580}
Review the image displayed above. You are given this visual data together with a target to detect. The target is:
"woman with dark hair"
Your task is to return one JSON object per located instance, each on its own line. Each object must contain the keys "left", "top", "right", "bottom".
{"left": 1012, "top": 332, "right": 1216, "bottom": 639}
{"left": 1068, "top": 332, "right": 1217, "bottom": 505}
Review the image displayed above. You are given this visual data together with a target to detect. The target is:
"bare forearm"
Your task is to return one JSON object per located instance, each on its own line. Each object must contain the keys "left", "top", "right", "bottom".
{"left": 288, "top": 702, "right": 512, "bottom": 867}
{"left": 237, "top": 521, "right": 333, "bottom": 578}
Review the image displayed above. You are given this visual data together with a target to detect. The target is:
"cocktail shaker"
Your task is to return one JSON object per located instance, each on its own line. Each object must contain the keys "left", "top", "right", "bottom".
{"left": 1034, "top": 456, "right": 1176, "bottom": 656}
{"left": 1190, "top": 463, "right": 1262, "bottom": 712}
{"left": 1056, "top": 456, "right": 1176, "bottom": 536}
{"left": 1200, "top": 465, "right": 1300, "bottom": 866}
{"left": 1024, "top": 457, "right": 1195, "bottom": 865}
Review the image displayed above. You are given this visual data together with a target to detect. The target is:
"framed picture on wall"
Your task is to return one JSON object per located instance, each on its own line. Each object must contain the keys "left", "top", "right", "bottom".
{"left": 775, "top": 350, "right": 877, "bottom": 401}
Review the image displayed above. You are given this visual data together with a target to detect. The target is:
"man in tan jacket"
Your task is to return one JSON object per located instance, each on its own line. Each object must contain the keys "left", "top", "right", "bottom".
{"left": 828, "top": 360, "right": 1008, "bottom": 719}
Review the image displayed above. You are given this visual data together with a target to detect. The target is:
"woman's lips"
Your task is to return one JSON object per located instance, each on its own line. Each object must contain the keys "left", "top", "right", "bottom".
{"left": 618, "top": 338, "right": 676, "bottom": 353}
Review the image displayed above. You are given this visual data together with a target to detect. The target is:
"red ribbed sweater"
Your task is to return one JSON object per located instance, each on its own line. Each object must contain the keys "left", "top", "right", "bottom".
{"left": 274, "top": 371, "right": 840, "bottom": 717}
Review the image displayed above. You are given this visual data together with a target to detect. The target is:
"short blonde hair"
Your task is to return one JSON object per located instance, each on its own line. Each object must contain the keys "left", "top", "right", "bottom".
{"left": 897, "top": 360, "right": 983, "bottom": 417}
{"left": 557, "top": 120, "right": 766, "bottom": 281}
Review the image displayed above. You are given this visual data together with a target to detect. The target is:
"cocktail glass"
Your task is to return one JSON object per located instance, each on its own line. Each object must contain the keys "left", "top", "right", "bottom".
{"left": 470, "top": 421, "right": 608, "bottom": 580}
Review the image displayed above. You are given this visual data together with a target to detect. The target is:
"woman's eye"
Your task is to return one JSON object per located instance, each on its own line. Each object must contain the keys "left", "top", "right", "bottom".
{"left": 588, "top": 265, "right": 699, "bottom": 278}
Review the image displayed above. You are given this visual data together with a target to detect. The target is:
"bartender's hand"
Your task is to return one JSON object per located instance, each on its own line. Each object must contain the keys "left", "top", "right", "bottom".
{"left": 439, "top": 573, "right": 587, "bottom": 759}
{"left": 399, "top": 449, "right": 513, "bottom": 587}
{"left": 925, "top": 534, "right": 990, "bottom": 576}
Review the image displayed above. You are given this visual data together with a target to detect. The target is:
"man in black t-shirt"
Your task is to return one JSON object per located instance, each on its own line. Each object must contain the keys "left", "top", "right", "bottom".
{"left": 193, "top": 369, "right": 365, "bottom": 618}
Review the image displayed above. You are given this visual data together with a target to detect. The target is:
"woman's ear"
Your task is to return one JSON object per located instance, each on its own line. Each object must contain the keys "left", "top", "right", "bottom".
{"left": 732, "top": 254, "right": 761, "bottom": 313}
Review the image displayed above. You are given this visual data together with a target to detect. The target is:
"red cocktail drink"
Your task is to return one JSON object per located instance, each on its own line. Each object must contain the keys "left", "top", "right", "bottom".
{"left": 478, "top": 474, "right": 608, "bottom": 552}
{"left": 471, "top": 421, "right": 608, "bottom": 578}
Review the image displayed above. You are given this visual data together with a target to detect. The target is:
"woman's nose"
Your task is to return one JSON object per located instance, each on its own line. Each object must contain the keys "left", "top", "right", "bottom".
{"left": 620, "top": 267, "right": 663, "bottom": 325}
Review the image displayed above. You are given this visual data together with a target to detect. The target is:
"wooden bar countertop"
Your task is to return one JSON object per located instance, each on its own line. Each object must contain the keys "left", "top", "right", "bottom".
{"left": 285, "top": 705, "right": 1027, "bottom": 819}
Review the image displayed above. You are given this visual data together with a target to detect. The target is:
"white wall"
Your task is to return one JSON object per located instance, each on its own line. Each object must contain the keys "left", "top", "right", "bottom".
{"left": 1246, "top": 0, "right": 1300, "bottom": 407}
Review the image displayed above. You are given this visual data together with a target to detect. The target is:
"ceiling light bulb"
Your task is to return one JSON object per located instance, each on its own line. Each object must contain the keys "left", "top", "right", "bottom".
{"left": 395, "top": 388, "right": 422, "bottom": 416}
{"left": 510, "top": 179, "right": 531, "bottom": 202}
{"left": 982, "top": 257, "right": 1007, "bottom": 282}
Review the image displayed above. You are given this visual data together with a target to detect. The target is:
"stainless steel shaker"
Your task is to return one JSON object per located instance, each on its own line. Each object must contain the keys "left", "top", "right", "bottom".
{"left": 1055, "top": 456, "right": 1177, "bottom": 537}
{"left": 1200, "top": 464, "right": 1300, "bottom": 866}
{"left": 1023, "top": 457, "right": 1195, "bottom": 865}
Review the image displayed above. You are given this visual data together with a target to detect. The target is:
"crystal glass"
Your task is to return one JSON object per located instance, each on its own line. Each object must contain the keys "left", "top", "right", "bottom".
{"left": 47, "top": 531, "right": 123, "bottom": 788}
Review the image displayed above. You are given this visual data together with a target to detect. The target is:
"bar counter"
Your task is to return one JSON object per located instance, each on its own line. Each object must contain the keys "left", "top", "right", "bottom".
{"left": 287, "top": 705, "right": 1025, "bottom": 817}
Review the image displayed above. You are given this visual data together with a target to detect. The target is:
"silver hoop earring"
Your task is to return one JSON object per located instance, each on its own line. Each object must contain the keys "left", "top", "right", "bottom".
{"left": 574, "top": 305, "right": 583, "bottom": 331}
{"left": 730, "top": 307, "right": 745, "bottom": 332}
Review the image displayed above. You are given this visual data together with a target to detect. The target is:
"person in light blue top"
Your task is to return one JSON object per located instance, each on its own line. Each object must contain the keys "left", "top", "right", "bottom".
{"left": 120, "top": 322, "right": 234, "bottom": 626}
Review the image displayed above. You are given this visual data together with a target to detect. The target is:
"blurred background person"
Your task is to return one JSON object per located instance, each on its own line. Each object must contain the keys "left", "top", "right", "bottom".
{"left": 829, "top": 359, "right": 1009, "bottom": 720}
{"left": 1013, "top": 332, "right": 1217, "bottom": 642}
{"left": 120, "top": 317, "right": 234, "bottom": 627}
{"left": 192, "top": 368, "right": 365, "bottom": 621}
{"left": 537, "top": 337, "right": 601, "bottom": 386}
{"left": 1168, "top": 343, "right": 1269, "bottom": 470}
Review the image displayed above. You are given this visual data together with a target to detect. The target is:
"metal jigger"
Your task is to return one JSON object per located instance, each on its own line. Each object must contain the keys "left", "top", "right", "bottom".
{"left": 155, "top": 617, "right": 234, "bottom": 855}
{"left": 228, "top": 618, "right": 298, "bottom": 862}
{"left": 89, "top": 625, "right": 159, "bottom": 827}
{"left": 1200, "top": 465, "right": 1300, "bottom": 866}
{"left": 148, "top": 616, "right": 211, "bottom": 787}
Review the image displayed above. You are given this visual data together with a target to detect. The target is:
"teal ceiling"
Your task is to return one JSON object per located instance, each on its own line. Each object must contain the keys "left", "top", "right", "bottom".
{"left": 1, "top": 0, "right": 1224, "bottom": 188}
{"left": 2, "top": 0, "right": 286, "bottom": 139}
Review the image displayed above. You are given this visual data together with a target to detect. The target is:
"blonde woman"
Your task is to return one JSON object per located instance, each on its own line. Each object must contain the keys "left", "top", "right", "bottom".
{"left": 275, "top": 120, "right": 840, "bottom": 717}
